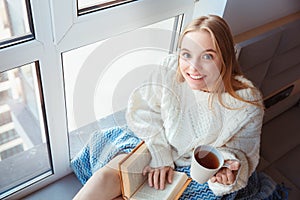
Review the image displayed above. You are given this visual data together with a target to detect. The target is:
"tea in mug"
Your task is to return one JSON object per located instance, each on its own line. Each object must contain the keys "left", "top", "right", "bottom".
{"left": 195, "top": 150, "right": 220, "bottom": 169}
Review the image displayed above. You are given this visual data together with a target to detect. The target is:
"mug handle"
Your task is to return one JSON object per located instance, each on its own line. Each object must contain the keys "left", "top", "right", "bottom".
{"left": 222, "top": 159, "right": 240, "bottom": 170}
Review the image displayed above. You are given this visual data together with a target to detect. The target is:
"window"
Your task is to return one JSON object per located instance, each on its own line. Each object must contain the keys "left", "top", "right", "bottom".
{"left": 63, "top": 16, "right": 183, "bottom": 157}
{"left": 0, "top": 0, "right": 194, "bottom": 198}
{"left": 0, "top": 0, "right": 34, "bottom": 48}
{"left": 0, "top": 63, "right": 51, "bottom": 198}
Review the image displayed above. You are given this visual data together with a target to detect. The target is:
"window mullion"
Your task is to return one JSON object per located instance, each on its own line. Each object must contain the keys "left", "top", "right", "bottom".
{"left": 31, "top": 0, "right": 71, "bottom": 174}
{"left": 48, "top": 0, "right": 77, "bottom": 44}
{"left": 0, "top": 40, "right": 43, "bottom": 72}
{"left": 39, "top": 47, "right": 71, "bottom": 175}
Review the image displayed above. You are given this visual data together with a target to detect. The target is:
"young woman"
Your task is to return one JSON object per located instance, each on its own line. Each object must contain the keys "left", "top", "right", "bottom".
{"left": 72, "top": 15, "right": 271, "bottom": 200}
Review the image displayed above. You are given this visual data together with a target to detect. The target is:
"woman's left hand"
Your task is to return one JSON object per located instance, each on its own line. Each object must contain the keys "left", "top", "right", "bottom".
{"left": 210, "top": 160, "right": 240, "bottom": 185}
{"left": 142, "top": 165, "right": 174, "bottom": 190}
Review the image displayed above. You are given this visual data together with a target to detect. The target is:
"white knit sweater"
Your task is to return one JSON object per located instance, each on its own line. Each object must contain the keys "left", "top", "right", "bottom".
{"left": 125, "top": 55, "right": 264, "bottom": 196}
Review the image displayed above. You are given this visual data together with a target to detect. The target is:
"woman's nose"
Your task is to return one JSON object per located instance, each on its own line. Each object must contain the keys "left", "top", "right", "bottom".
{"left": 189, "top": 59, "right": 202, "bottom": 70}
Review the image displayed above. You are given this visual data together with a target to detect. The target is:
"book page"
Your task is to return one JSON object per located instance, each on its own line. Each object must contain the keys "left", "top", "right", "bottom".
{"left": 119, "top": 142, "right": 152, "bottom": 198}
{"left": 131, "top": 171, "right": 189, "bottom": 200}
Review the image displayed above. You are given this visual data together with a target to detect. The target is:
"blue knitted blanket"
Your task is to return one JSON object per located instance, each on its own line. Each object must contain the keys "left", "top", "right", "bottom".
{"left": 71, "top": 126, "right": 288, "bottom": 199}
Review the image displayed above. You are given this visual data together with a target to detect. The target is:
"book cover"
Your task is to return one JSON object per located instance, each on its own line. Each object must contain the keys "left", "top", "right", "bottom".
{"left": 119, "top": 141, "right": 191, "bottom": 200}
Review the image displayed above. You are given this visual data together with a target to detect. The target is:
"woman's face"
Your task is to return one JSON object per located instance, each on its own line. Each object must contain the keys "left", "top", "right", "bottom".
{"left": 179, "top": 30, "right": 222, "bottom": 91}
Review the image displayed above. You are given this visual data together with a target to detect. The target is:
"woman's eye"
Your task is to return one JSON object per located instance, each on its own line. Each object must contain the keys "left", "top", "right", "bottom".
{"left": 181, "top": 52, "right": 191, "bottom": 59}
{"left": 202, "top": 54, "right": 213, "bottom": 60}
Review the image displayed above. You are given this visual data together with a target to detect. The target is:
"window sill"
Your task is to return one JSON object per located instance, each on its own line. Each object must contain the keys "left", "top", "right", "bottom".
{"left": 69, "top": 109, "right": 127, "bottom": 159}
{"left": 23, "top": 173, "right": 82, "bottom": 200}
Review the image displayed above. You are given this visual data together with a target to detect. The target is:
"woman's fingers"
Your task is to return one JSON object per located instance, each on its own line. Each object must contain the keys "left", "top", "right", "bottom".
{"left": 209, "top": 159, "right": 240, "bottom": 185}
{"left": 143, "top": 165, "right": 155, "bottom": 187}
{"left": 226, "top": 168, "right": 235, "bottom": 184}
{"left": 142, "top": 166, "right": 173, "bottom": 190}
{"left": 147, "top": 169, "right": 154, "bottom": 187}
{"left": 210, "top": 176, "right": 217, "bottom": 183}
{"left": 142, "top": 165, "right": 151, "bottom": 175}
{"left": 212, "top": 167, "right": 237, "bottom": 185}
{"left": 153, "top": 168, "right": 160, "bottom": 189}
{"left": 225, "top": 160, "right": 240, "bottom": 171}
{"left": 159, "top": 168, "right": 166, "bottom": 190}
{"left": 167, "top": 167, "right": 174, "bottom": 184}
{"left": 216, "top": 173, "right": 223, "bottom": 183}
{"left": 160, "top": 167, "right": 174, "bottom": 189}
{"left": 216, "top": 169, "right": 227, "bottom": 184}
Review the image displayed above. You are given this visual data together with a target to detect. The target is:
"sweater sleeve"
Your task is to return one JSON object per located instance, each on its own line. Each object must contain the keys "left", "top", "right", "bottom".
{"left": 208, "top": 104, "right": 264, "bottom": 196}
{"left": 125, "top": 56, "right": 176, "bottom": 168}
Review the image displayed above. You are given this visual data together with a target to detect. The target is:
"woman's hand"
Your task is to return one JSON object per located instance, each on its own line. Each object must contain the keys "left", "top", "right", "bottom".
{"left": 142, "top": 166, "right": 174, "bottom": 190}
{"left": 210, "top": 160, "right": 240, "bottom": 185}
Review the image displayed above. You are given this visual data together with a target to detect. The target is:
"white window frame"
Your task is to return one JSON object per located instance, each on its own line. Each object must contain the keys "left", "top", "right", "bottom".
{"left": 52, "top": 0, "right": 195, "bottom": 51}
{"left": 0, "top": 0, "right": 195, "bottom": 199}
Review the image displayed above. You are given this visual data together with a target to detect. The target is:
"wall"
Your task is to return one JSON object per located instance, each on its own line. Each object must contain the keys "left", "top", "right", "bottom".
{"left": 223, "top": 0, "right": 300, "bottom": 35}
{"left": 193, "top": 0, "right": 227, "bottom": 19}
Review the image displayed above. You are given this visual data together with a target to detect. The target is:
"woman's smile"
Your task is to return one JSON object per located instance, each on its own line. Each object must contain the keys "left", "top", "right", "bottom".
{"left": 188, "top": 73, "right": 206, "bottom": 80}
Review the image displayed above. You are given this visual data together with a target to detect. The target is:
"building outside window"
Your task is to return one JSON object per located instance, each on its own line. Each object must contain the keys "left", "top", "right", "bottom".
{"left": 0, "top": 0, "right": 33, "bottom": 48}
{"left": 0, "top": 63, "right": 51, "bottom": 198}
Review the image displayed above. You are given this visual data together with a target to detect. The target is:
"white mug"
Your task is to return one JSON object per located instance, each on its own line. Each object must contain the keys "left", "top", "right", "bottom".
{"left": 190, "top": 145, "right": 226, "bottom": 184}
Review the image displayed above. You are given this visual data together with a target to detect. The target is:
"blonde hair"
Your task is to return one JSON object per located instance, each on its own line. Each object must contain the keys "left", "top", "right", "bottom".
{"left": 177, "top": 15, "right": 263, "bottom": 108}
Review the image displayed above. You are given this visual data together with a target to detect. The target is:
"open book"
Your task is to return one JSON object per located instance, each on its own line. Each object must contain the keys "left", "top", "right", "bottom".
{"left": 119, "top": 141, "right": 191, "bottom": 200}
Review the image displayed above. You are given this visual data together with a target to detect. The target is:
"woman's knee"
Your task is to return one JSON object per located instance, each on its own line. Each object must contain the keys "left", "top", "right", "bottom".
{"left": 94, "top": 166, "right": 120, "bottom": 187}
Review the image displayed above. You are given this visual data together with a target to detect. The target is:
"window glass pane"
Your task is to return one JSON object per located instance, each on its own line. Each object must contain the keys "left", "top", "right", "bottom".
{"left": 63, "top": 16, "right": 182, "bottom": 158}
{"left": 78, "top": 0, "right": 136, "bottom": 15}
{"left": 0, "top": 63, "right": 51, "bottom": 199}
{"left": 0, "top": 0, "right": 33, "bottom": 48}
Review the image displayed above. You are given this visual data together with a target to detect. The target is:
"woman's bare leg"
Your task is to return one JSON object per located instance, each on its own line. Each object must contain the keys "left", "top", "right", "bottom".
{"left": 73, "top": 154, "right": 127, "bottom": 200}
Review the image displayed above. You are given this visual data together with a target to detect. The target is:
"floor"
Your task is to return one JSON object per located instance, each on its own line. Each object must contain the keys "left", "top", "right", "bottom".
{"left": 24, "top": 104, "right": 300, "bottom": 200}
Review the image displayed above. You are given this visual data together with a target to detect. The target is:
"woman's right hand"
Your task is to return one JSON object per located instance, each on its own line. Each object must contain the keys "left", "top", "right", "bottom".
{"left": 210, "top": 160, "right": 240, "bottom": 185}
{"left": 142, "top": 165, "right": 174, "bottom": 190}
